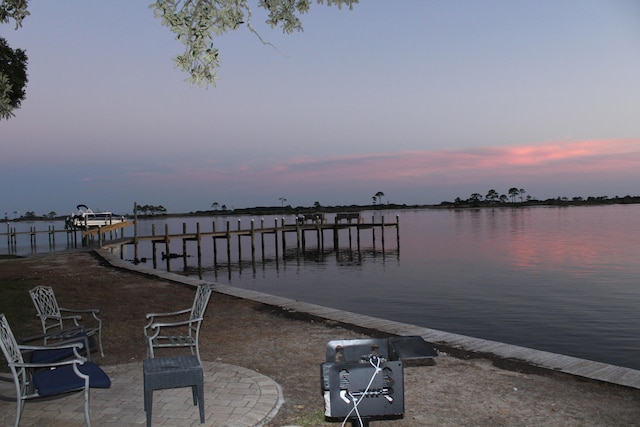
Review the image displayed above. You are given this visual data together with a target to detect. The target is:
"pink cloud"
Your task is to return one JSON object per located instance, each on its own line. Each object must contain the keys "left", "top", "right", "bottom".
{"left": 260, "top": 139, "right": 640, "bottom": 184}
{"left": 122, "top": 138, "right": 640, "bottom": 197}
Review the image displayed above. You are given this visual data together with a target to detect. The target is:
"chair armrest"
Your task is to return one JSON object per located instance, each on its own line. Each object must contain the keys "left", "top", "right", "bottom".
{"left": 18, "top": 326, "right": 85, "bottom": 344}
{"left": 60, "top": 307, "right": 102, "bottom": 323}
{"left": 145, "top": 308, "right": 191, "bottom": 319}
{"left": 19, "top": 341, "right": 84, "bottom": 352}
{"left": 36, "top": 313, "right": 82, "bottom": 322}
{"left": 149, "top": 317, "right": 202, "bottom": 329}
{"left": 60, "top": 308, "right": 100, "bottom": 315}
{"left": 143, "top": 317, "right": 203, "bottom": 338}
{"left": 144, "top": 308, "right": 191, "bottom": 328}
{"left": 19, "top": 341, "right": 86, "bottom": 361}
{"left": 14, "top": 354, "right": 88, "bottom": 370}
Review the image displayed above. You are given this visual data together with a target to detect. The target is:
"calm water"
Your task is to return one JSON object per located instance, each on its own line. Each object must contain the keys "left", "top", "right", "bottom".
{"left": 5, "top": 205, "right": 640, "bottom": 370}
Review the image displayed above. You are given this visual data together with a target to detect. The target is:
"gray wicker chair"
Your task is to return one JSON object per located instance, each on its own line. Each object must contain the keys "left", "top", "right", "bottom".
{"left": 0, "top": 314, "right": 110, "bottom": 427}
{"left": 29, "top": 286, "right": 104, "bottom": 357}
{"left": 143, "top": 284, "right": 212, "bottom": 363}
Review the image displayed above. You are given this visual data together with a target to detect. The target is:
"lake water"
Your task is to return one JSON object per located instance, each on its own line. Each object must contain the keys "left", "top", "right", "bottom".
{"left": 4, "top": 204, "right": 640, "bottom": 370}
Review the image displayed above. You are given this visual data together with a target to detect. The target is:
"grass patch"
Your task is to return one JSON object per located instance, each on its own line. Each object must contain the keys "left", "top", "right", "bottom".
{"left": 0, "top": 277, "right": 39, "bottom": 339}
{"left": 287, "top": 409, "right": 329, "bottom": 426}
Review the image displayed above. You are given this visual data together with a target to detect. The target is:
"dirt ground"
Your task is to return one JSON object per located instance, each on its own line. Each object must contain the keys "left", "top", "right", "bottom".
{"left": 1, "top": 250, "right": 639, "bottom": 426}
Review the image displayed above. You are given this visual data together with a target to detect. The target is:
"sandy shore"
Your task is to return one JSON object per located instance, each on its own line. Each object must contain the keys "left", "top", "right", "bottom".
{"left": 1, "top": 250, "right": 639, "bottom": 426}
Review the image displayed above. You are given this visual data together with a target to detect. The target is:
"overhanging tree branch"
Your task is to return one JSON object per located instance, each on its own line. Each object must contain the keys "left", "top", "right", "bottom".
{"left": 0, "top": 0, "right": 358, "bottom": 118}
{"left": 151, "top": 0, "right": 358, "bottom": 86}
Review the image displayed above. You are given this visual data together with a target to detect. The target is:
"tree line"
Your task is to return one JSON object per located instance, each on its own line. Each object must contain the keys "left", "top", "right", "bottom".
{"left": 440, "top": 188, "right": 640, "bottom": 208}
{"left": 5, "top": 191, "right": 640, "bottom": 222}
{"left": 452, "top": 187, "right": 528, "bottom": 206}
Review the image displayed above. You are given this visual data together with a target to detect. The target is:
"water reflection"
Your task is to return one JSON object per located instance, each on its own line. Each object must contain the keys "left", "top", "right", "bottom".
{"left": 5, "top": 205, "right": 640, "bottom": 369}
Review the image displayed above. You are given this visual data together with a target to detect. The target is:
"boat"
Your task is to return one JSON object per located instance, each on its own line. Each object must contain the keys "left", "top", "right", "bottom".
{"left": 65, "top": 204, "right": 126, "bottom": 229}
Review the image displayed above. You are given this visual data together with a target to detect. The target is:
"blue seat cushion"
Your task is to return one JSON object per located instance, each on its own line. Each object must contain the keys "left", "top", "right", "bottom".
{"left": 30, "top": 346, "right": 76, "bottom": 364}
{"left": 33, "top": 362, "right": 111, "bottom": 397}
{"left": 29, "top": 331, "right": 89, "bottom": 364}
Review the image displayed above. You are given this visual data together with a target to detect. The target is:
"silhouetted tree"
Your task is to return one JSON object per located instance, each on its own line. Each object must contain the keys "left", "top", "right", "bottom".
{"left": 486, "top": 189, "right": 498, "bottom": 204}
{"left": 519, "top": 188, "right": 526, "bottom": 202}
{"left": 374, "top": 191, "right": 385, "bottom": 205}
{"left": 508, "top": 187, "right": 520, "bottom": 203}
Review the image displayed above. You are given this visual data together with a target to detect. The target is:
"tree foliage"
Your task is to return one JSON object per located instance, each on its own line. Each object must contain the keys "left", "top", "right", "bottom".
{"left": 0, "top": 0, "right": 28, "bottom": 26}
{"left": 151, "top": 0, "right": 358, "bottom": 86}
{"left": 0, "top": 0, "right": 358, "bottom": 119}
{"left": 0, "top": 0, "right": 29, "bottom": 120}
{"left": 0, "top": 37, "right": 28, "bottom": 119}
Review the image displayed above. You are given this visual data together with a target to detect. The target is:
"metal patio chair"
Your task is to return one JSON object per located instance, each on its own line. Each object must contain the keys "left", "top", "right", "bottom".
{"left": 29, "top": 286, "right": 104, "bottom": 357}
{"left": 143, "top": 284, "right": 213, "bottom": 363}
{"left": 0, "top": 314, "right": 111, "bottom": 427}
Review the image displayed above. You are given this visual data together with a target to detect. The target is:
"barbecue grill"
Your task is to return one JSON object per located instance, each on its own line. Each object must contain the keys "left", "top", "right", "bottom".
{"left": 321, "top": 336, "right": 437, "bottom": 427}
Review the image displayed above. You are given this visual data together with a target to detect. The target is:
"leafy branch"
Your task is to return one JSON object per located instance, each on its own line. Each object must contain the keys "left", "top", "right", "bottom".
{"left": 150, "top": 0, "right": 358, "bottom": 86}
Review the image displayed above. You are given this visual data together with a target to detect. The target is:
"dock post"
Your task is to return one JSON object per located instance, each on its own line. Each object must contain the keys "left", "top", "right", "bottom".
{"left": 197, "top": 222, "right": 202, "bottom": 279}
{"left": 164, "top": 223, "right": 171, "bottom": 272}
{"left": 303, "top": 228, "right": 308, "bottom": 251}
{"left": 182, "top": 222, "right": 188, "bottom": 271}
{"left": 212, "top": 221, "right": 218, "bottom": 267}
{"left": 251, "top": 219, "right": 256, "bottom": 263}
{"left": 260, "top": 218, "right": 265, "bottom": 262}
{"left": 226, "top": 221, "right": 231, "bottom": 267}
{"left": 274, "top": 218, "right": 279, "bottom": 262}
{"left": 281, "top": 217, "right": 287, "bottom": 253}
{"left": 133, "top": 203, "right": 138, "bottom": 262}
{"left": 381, "top": 215, "right": 385, "bottom": 250}
{"left": 237, "top": 219, "right": 242, "bottom": 263}
{"left": 11, "top": 227, "right": 16, "bottom": 253}
{"left": 30, "top": 226, "right": 36, "bottom": 253}
{"left": 396, "top": 214, "right": 400, "bottom": 250}
{"left": 372, "top": 215, "right": 376, "bottom": 250}
{"left": 152, "top": 224, "right": 157, "bottom": 269}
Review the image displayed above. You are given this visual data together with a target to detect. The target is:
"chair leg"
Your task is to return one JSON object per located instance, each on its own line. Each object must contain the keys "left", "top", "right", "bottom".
{"left": 147, "top": 340, "right": 154, "bottom": 359}
{"left": 191, "top": 384, "right": 197, "bottom": 406}
{"left": 144, "top": 389, "right": 153, "bottom": 427}
{"left": 97, "top": 331, "right": 104, "bottom": 358}
{"left": 197, "top": 381, "right": 205, "bottom": 423}
{"left": 195, "top": 343, "right": 201, "bottom": 364}
{"left": 83, "top": 387, "right": 91, "bottom": 427}
{"left": 13, "top": 398, "right": 23, "bottom": 427}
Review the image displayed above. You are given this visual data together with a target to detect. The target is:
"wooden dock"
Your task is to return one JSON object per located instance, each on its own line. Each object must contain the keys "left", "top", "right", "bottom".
{"left": 121, "top": 214, "right": 399, "bottom": 273}
{"left": 2, "top": 220, "right": 133, "bottom": 254}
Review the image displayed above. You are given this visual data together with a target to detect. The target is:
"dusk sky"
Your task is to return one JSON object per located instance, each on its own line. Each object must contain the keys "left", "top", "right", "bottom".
{"left": 2, "top": 0, "right": 640, "bottom": 216}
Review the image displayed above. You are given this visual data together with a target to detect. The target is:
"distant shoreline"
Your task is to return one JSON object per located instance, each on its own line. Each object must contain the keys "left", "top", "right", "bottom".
{"left": 3, "top": 195, "right": 640, "bottom": 222}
